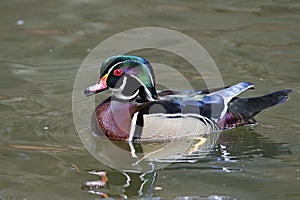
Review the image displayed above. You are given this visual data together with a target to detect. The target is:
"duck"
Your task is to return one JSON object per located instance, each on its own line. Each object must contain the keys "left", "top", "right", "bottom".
{"left": 84, "top": 55, "right": 291, "bottom": 142}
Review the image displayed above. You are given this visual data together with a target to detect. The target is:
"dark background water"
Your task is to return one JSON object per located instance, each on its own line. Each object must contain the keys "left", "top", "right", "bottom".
{"left": 1, "top": 0, "right": 299, "bottom": 199}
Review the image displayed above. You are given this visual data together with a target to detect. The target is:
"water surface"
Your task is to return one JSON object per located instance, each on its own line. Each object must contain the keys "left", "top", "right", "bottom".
{"left": 1, "top": 0, "right": 299, "bottom": 199}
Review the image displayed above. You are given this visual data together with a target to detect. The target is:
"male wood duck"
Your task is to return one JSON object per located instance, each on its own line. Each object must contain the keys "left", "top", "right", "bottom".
{"left": 84, "top": 55, "right": 291, "bottom": 141}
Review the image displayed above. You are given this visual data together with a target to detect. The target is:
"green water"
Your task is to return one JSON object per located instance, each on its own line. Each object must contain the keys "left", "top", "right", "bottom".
{"left": 1, "top": 0, "right": 300, "bottom": 199}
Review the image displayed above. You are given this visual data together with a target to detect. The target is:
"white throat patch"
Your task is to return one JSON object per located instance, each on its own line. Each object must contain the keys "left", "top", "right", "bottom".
{"left": 111, "top": 76, "right": 140, "bottom": 100}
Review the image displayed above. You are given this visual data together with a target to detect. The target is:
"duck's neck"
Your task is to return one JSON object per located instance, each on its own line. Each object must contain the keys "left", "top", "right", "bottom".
{"left": 93, "top": 97, "right": 137, "bottom": 140}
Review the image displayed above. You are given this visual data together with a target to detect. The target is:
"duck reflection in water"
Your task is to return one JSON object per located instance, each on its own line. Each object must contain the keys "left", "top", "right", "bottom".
{"left": 81, "top": 127, "right": 291, "bottom": 198}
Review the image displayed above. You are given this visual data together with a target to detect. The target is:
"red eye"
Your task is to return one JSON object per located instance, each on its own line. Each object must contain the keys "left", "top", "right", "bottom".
{"left": 113, "top": 69, "right": 123, "bottom": 76}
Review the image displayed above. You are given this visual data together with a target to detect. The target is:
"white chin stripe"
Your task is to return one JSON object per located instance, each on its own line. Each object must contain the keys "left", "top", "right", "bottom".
{"left": 110, "top": 76, "right": 140, "bottom": 100}
{"left": 113, "top": 89, "right": 140, "bottom": 100}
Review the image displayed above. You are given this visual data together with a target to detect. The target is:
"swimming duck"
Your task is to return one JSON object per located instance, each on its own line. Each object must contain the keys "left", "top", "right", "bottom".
{"left": 84, "top": 55, "right": 291, "bottom": 141}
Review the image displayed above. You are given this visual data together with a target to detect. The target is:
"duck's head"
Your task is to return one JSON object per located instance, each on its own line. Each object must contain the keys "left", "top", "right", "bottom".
{"left": 84, "top": 55, "right": 158, "bottom": 101}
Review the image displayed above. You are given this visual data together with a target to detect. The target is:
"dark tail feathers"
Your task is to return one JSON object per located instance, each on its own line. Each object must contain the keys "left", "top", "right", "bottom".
{"left": 228, "top": 89, "right": 292, "bottom": 120}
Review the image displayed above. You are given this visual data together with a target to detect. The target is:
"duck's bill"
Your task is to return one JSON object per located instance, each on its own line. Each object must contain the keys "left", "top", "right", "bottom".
{"left": 84, "top": 83, "right": 108, "bottom": 96}
{"left": 84, "top": 74, "right": 108, "bottom": 97}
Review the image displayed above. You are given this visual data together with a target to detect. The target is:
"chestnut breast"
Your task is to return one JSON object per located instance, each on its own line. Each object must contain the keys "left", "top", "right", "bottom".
{"left": 92, "top": 98, "right": 137, "bottom": 140}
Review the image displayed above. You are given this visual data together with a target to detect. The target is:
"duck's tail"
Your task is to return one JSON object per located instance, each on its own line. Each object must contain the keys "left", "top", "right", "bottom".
{"left": 216, "top": 89, "right": 292, "bottom": 129}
